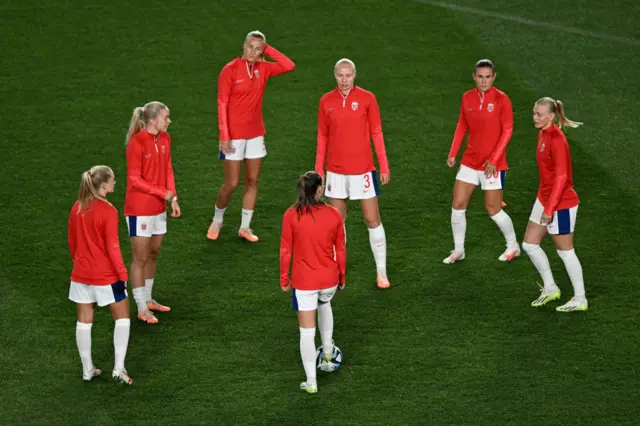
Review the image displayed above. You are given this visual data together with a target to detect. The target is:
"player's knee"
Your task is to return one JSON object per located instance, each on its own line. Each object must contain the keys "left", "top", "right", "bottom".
{"left": 131, "top": 252, "right": 150, "bottom": 266}
{"left": 148, "top": 248, "right": 160, "bottom": 262}
{"left": 485, "top": 203, "right": 501, "bottom": 216}
{"left": 245, "top": 175, "right": 259, "bottom": 188}
{"left": 452, "top": 199, "right": 468, "bottom": 210}
{"left": 223, "top": 180, "right": 239, "bottom": 192}
{"left": 364, "top": 216, "right": 381, "bottom": 229}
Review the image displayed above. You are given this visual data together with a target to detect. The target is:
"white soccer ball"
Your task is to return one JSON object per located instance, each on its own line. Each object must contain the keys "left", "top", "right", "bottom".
{"left": 316, "top": 343, "right": 343, "bottom": 372}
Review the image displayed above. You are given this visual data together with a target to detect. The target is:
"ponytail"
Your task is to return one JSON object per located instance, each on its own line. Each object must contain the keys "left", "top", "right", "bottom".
{"left": 294, "top": 171, "right": 325, "bottom": 220}
{"left": 76, "top": 166, "right": 114, "bottom": 213}
{"left": 536, "top": 97, "right": 583, "bottom": 129}
{"left": 555, "top": 100, "right": 583, "bottom": 129}
{"left": 125, "top": 106, "right": 144, "bottom": 145}
{"left": 125, "top": 101, "right": 168, "bottom": 145}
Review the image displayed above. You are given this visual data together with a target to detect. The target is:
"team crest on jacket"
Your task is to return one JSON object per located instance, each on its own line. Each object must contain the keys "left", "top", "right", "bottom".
{"left": 351, "top": 101, "right": 358, "bottom": 111}
{"left": 487, "top": 103, "right": 494, "bottom": 112}
{"left": 254, "top": 69, "right": 260, "bottom": 78}
{"left": 540, "top": 144, "right": 545, "bottom": 152}
{"left": 162, "top": 146, "right": 166, "bottom": 154}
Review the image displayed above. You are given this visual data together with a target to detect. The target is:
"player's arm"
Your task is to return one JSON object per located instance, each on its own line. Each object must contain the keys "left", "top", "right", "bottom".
{"left": 68, "top": 209, "right": 77, "bottom": 259}
{"left": 545, "top": 137, "right": 570, "bottom": 216}
{"left": 104, "top": 207, "right": 129, "bottom": 282}
{"left": 448, "top": 97, "right": 468, "bottom": 159}
{"left": 335, "top": 216, "right": 346, "bottom": 288}
{"left": 315, "top": 97, "right": 328, "bottom": 177}
{"left": 488, "top": 95, "right": 515, "bottom": 166}
{"left": 126, "top": 141, "right": 168, "bottom": 199}
{"left": 217, "top": 66, "right": 233, "bottom": 142}
{"left": 263, "top": 44, "right": 296, "bottom": 77}
{"left": 166, "top": 139, "right": 177, "bottom": 199}
{"left": 368, "top": 94, "right": 390, "bottom": 175}
{"left": 279, "top": 210, "right": 294, "bottom": 288}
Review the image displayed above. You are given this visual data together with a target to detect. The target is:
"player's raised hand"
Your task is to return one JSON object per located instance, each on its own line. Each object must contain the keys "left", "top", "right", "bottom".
{"left": 447, "top": 157, "right": 456, "bottom": 168}
{"left": 380, "top": 173, "right": 390, "bottom": 185}
{"left": 219, "top": 140, "right": 230, "bottom": 154}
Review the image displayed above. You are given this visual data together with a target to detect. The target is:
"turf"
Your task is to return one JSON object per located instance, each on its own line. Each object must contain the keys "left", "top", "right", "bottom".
{"left": 1, "top": 0, "right": 639, "bottom": 424}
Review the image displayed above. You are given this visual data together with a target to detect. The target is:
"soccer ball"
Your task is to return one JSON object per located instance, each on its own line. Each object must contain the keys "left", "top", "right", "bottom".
{"left": 316, "top": 343, "right": 343, "bottom": 372}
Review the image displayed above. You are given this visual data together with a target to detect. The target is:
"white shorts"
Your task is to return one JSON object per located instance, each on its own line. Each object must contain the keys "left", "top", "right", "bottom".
{"left": 529, "top": 198, "right": 578, "bottom": 235}
{"left": 219, "top": 136, "right": 266, "bottom": 161}
{"left": 69, "top": 281, "right": 128, "bottom": 307}
{"left": 456, "top": 164, "right": 506, "bottom": 190}
{"left": 325, "top": 170, "right": 380, "bottom": 200}
{"left": 125, "top": 212, "right": 167, "bottom": 237}
{"left": 292, "top": 286, "right": 338, "bottom": 311}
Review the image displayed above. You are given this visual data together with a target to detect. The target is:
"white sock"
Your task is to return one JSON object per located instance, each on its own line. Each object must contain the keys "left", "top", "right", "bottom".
{"left": 368, "top": 224, "right": 387, "bottom": 277}
{"left": 76, "top": 322, "right": 93, "bottom": 376}
{"left": 318, "top": 302, "right": 334, "bottom": 356}
{"left": 451, "top": 208, "right": 466, "bottom": 253}
{"left": 213, "top": 205, "right": 226, "bottom": 224}
{"left": 522, "top": 242, "right": 557, "bottom": 291}
{"left": 490, "top": 209, "right": 518, "bottom": 249}
{"left": 132, "top": 287, "right": 148, "bottom": 313}
{"left": 557, "top": 249, "right": 586, "bottom": 300}
{"left": 113, "top": 318, "right": 130, "bottom": 372}
{"left": 240, "top": 209, "right": 253, "bottom": 229}
{"left": 145, "top": 278, "right": 154, "bottom": 301}
{"left": 299, "top": 327, "right": 317, "bottom": 385}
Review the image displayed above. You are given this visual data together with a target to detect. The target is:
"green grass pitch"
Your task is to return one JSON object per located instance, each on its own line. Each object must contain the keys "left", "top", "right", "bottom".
{"left": 1, "top": 0, "right": 639, "bottom": 424}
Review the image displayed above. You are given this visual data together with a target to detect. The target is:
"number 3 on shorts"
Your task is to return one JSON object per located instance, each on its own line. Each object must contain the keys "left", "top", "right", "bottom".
{"left": 363, "top": 174, "right": 371, "bottom": 189}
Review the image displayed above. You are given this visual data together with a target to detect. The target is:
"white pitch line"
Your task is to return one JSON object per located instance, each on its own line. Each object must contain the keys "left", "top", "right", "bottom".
{"left": 413, "top": 0, "right": 640, "bottom": 47}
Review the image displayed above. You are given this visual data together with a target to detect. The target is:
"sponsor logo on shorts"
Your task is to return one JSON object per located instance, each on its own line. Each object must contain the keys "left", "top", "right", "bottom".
{"left": 327, "top": 184, "right": 332, "bottom": 192}
{"left": 141, "top": 223, "right": 147, "bottom": 231}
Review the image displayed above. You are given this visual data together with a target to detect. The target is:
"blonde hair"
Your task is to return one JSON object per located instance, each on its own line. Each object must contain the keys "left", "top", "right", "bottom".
{"left": 334, "top": 58, "right": 356, "bottom": 74}
{"left": 125, "top": 101, "right": 168, "bottom": 145}
{"left": 245, "top": 30, "right": 266, "bottom": 42}
{"left": 77, "top": 165, "right": 114, "bottom": 213}
{"left": 536, "top": 97, "right": 583, "bottom": 129}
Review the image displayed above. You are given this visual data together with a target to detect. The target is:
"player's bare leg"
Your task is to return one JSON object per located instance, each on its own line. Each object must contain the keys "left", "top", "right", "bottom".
{"left": 109, "top": 298, "right": 133, "bottom": 385}
{"left": 145, "top": 234, "right": 170, "bottom": 312}
{"left": 327, "top": 197, "right": 348, "bottom": 244}
{"left": 444, "top": 180, "right": 475, "bottom": 264}
{"left": 238, "top": 158, "right": 261, "bottom": 242}
{"left": 552, "top": 233, "right": 587, "bottom": 312}
{"left": 76, "top": 303, "right": 100, "bottom": 381}
{"left": 485, "top": 189, "right": 520, "bottom": 261}
{"left": 360, "top": 197, "right": 389, "bottom": 288}
{"left": 298, "top": 309, "right": 318, "bottom": 393}
{"left": 327, "top": 197, "right": 347, "bottom": 220}
{"left": 207, "top": 160, "right": 241, "bottom": 240}
{"left": 523, "top": 221, "right": 560, "bottom": 307}
{"left": 130, "top": 236, "right": 157, "bottom": 324}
